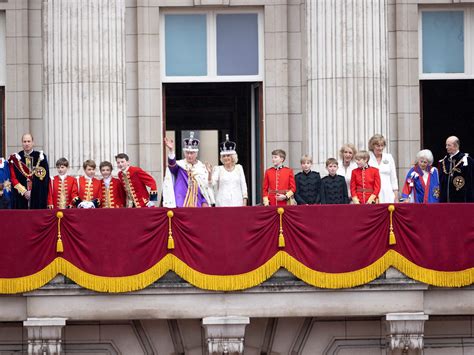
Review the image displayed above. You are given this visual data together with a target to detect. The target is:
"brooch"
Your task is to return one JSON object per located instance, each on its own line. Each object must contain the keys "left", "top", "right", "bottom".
{"left": 383, "top": 159, "right": 389, "bottom": 164}
{"left": 453, "top": 176, "right": 465, "bottom": 191}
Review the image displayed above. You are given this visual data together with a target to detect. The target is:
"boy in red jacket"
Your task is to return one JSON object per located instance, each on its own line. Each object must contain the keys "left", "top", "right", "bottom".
{"left": 115, "top": 153, "right": 158, "bottom": 208}
{"left": 75, "top": 159, "right": 101, "bottom": 208}
{"left": 350, "top": 150, "right": 381, "bottom": 204}
{"left": 99, "top": 161, "right": 125, "bottom": 208}
{"left": 48, "top": 157, "right": 78, "bottom": 209}
{"left": 262, "top": 149, "right": 296, "bottom": 206}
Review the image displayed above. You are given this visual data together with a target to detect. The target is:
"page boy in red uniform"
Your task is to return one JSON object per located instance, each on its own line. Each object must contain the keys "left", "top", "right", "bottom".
{"left": 262, "top": 149, "right": 296, "bottom": 206}
{"left": 115, "top": 153, "right": 158, "bottom": 208}
{"left": 74, "top": 159, "right": 101, "bottom": 208}
{"left": 350, "top": 150, "right": 381, "bottom": 204}
{"left": 47, "top": 157, "right": 78, "bottom": 209}
{"left": 99, "top": 161, "right": 125, "bottom": 208}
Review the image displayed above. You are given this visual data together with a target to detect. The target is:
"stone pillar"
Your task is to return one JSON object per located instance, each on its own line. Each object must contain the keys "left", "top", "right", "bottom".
{"left": 306, "top": 0, "right": 390, "bottom": 168}
{"left": 386, "top": 312, "right": 428, "bottom": 354}
{"left": 23, "top": 318, "right": 67, "bottom": 355}
{"left": 202, "top": 316, "right": 250, "bottom": 354}
{"left": 43, "top": 0, "right": 126, "bottom": 174}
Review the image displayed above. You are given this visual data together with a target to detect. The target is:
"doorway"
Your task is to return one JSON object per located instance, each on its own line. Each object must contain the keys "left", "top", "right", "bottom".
{"left": 421, "top": 80, "right": 474, "bottom": 162}
{"left": 163, "top": 82, "right": 263, "bottom": 205}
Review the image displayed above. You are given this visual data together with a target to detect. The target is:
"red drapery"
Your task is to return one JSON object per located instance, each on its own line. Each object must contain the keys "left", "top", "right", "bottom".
{"left": 0, "top": 204, "right": 473, "bottom": 293}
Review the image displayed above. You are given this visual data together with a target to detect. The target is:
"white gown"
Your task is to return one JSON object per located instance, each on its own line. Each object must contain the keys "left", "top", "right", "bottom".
{"left": 337, "top": 160, "right": 357, "bottom": 198}
{"left": 211, "top": 164, "right": 248, "bottom": 207}
{"left": 369, "top": 151, "right": 399, "bottom": 203}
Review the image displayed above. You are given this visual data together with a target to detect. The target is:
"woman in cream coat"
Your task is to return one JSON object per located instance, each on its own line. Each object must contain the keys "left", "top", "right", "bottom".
{"left": 368, "top": 134, "right": 399, "bottom": 203}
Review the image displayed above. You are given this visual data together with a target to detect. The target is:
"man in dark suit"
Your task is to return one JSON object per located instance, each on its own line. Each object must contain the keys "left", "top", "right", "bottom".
{"left": 9, "top": 133, "right": 50, "bottom": 209}
{"left": 438, "top": 136, "right": 474, "bottom": 203}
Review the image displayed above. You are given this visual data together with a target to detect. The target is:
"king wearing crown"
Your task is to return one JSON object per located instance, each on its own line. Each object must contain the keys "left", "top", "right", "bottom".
{"left": 163, "top": 132, "right": 212, "bottom": 207}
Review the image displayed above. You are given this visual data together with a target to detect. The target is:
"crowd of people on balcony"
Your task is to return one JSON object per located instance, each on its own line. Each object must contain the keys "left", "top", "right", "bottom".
{"left": 0, "top": 132, "right": 473, "bottom": 210}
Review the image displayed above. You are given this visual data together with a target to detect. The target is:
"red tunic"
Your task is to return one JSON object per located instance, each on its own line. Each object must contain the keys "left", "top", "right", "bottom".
{"left": 75, "top": 176, "right": 101, "bottom": 207}
{"left": 262, "top": 166, "right": 296, "bottom": 206}
{"left": 47, "top": 175, "right": 78, "bottom": 209}
{"left": 100, "top": 177, "right": 125, "bottom": 208}
{"left": 350, "top": 166, "right": 381, "bottom": 204}
{"left": 118, "top": 166, "right": 158, "bottom": 208}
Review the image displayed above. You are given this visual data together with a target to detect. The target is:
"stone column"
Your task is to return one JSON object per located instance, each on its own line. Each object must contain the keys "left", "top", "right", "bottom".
{"left": 23, "top": 317, "right": 67, "bottom": 355}
{"left": 306, "top": 0, "right": 390, "bottom": 167}
{"left": 386, "top": 312, "right": 429, "bottom": 354}
{"left": 202, "top": 316, "right": 250, "bottom": 354}
{"left": 43, "top": 0, "right": 126, "bottom": 174}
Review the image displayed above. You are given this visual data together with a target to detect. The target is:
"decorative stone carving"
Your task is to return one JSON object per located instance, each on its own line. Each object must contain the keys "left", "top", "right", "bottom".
{"left": 202, "top": 316, "right": 250, "bottom": 354}
{"left": 23, "top": 318, "right": 67, "bottom": 355}
{"left": 386, "top": 312, "right": 428, "bottom": 352}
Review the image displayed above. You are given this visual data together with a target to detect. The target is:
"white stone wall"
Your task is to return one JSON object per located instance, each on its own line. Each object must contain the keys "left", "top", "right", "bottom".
{"left": 1, "top": 316, "right": 474, "bottom": 354}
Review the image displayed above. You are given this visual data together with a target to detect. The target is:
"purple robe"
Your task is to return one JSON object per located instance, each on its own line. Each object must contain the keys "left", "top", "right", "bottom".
{"left": 168, "top": 156, "right": 208, "bottom": 207}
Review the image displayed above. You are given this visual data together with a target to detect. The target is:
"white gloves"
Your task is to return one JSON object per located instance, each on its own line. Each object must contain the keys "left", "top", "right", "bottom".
{"left": 146, "top": 201, "right": 155, "bottom": 208}
{"left": 78, "top": 201, "right": 95, "bottom": 209}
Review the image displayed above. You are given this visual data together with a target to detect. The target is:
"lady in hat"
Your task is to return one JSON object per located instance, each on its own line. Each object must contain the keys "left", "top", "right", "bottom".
{"left": 206, "top": 135, "right": 248, "bottom": 207}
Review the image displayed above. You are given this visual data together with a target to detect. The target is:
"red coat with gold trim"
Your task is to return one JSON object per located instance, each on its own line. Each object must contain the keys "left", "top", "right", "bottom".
{"left": 100, "top": 177, "right": 125, "bottom": 208}
{"left": 118, "top": 166, "right": 158, "bottom": 208}
{"left": 350, "top": 166, "right": 381, "bottom": 204}
{"left": 47, "top": 175, "right": 78, "bottom": 209}
{"left": 75, "top": 176, "right": 101, "bottom": 207}
{"left": 262, "top": 166, "right": 296, "bottom": 206}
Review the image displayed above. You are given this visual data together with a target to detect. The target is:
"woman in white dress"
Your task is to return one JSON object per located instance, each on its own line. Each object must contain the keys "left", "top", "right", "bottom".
{"left": 368, "top": 134, "right": 399, "bottom": 203}
{"left": 206, "top": 135, "right": 248, "bottom": 207}
{"left": 336, "top": 143, "right": 358, "bottom": 198}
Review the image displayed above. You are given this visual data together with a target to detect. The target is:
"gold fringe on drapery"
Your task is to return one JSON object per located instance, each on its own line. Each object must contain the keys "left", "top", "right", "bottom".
{"left": 0, "top": 251, "right": 473, "bottom": 294}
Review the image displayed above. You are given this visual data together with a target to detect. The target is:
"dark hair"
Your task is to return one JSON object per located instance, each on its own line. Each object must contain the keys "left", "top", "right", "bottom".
{"left": 271, "top": 149, "right": 286, "bottom": 161}
{"left": 115, "top": 153, "right": 129, "bottom": 161}
{"left": 83, "top": 159, "right": 96, "bottom": 170}
{"left": 99, "top": 161, "right": 113, "bottom": 170}
{"left": 56, "top": 157, "right": 69, "bottom": 168}
{"left": 325, "top": 158, "right": 338, "bottom": 167}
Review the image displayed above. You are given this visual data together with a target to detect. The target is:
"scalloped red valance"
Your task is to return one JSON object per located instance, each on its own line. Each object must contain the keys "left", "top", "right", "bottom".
{"left": 0, "top": 204, "right": 473, "bottom": 293}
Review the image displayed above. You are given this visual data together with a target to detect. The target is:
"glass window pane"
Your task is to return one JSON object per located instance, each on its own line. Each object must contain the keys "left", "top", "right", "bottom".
{"left": 216, "top": 14, "right": 259, "bottom": 76}
{"left": 422, "top": 11, "right": 464, "bottom": 74}
{"left": 165, "top": 15, "right": 207, "bottom": 76}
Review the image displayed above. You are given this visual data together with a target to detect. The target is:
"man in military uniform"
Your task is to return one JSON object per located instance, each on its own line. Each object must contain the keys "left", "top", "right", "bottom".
{"left": 9, "top": 133, "right": 50, "bottom": 209}
{"left": 438, "top": 136, "right": 474, "bottom": 203}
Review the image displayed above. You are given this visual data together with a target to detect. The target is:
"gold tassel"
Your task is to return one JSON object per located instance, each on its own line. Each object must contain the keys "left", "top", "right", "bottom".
{"left": 167, "top": 210, "right": 175, "bottom": 250}
{"left": 56, "top": 211, "right": 64, "bottom": 253}
{"left": 277, "top": 207, "right": 285, "bottom": 248}
{"left": 388, "top": 205, "right": 396, "bottom": 245}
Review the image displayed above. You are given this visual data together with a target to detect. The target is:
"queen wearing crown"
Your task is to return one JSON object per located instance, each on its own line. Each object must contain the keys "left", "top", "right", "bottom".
{"left": 163, "top": 132, "right": 212, "bottom": 208}
{"left": 206, "top": 135, "right": 248, "bottom": 207}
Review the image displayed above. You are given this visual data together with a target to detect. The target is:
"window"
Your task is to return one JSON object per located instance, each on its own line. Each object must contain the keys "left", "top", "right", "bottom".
{"left": 420, "top": 8, "right": 474, "bottom": 79}
{"left": 161, "top": 10, "right": 263, "bottom": 82}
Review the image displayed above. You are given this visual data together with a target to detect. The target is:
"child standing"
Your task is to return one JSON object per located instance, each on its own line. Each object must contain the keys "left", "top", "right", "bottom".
{"left": 115, "top": 153, "right": 158, "bottom": 208}
{"left": 350, "top": 151, "right": 381, "bottom": 204}
{"left": 262, "top": 149, "right": 296, "bottom": 206}
{"left": 294, "top": 155, "right": 321, "bottom": 205}
{"left": 75, "top": 159, "right": 101, "bottom": 208}
{"left": 320, "top": 158, "right": 349, "bottom": 204}
{"left": 47, "top": 157, "right": 78, "bottom": 209}
{"left": 99, "top": 161, "right": 125, "bottom": 208}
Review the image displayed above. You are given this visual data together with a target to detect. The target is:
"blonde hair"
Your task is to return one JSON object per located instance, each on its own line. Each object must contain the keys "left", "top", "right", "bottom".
{"left": 300, "top": 154, "right": 313, "bottom": 164}
{"left": 339, "top": 143, "right": 357, "bottom": 161}
{"left": 368, "top": 134, "right": 386, "bottom": 152}
{"left": 220, "top": 153, "right": 238, "bottom": 164}
{"left": 354, "top": 150, "right": 370, "bottom": 161}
